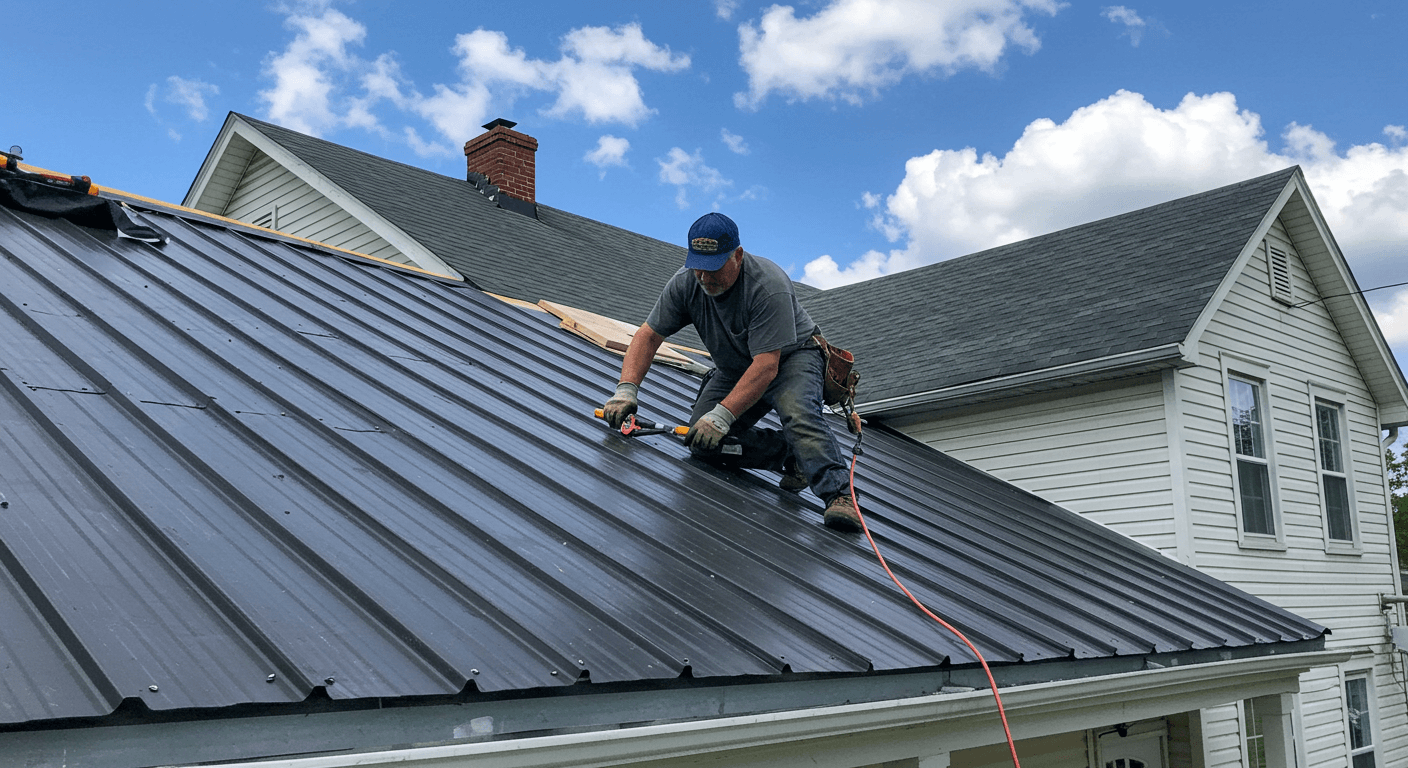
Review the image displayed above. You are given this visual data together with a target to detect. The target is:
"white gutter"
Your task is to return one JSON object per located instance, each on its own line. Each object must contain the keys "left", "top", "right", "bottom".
{"left": 189, "top": 649, "right": 1350, "bottom": 768}
{"left": 859, "top": 342, "right": 1190, "bottom": 417}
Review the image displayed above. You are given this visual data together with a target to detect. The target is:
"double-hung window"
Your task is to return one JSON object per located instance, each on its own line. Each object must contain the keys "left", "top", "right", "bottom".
{"left": 1345, "top": 674, "right": 1377, "bottom": 767}
{"left": 1312, "top": 391, "right": 1358, "bottom": 549}
{"left": 1230, "top": 375, "right": 1276, "bottom": 537}
{"left": 1224, "top": 358, "right": 1282, "bottom": 546}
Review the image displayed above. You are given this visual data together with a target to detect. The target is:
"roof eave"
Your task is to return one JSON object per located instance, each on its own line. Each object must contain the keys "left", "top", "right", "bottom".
{"left": 183, "top": 648, "right": 1347, "bottom": 768}
{"left": 858, "top": 342, "right": 1193, "bottom": 419}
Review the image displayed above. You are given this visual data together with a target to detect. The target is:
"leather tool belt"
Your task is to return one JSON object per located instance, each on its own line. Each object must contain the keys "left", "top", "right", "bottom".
{"left": 812, "top": 334, "right": 859, "bottom": 407}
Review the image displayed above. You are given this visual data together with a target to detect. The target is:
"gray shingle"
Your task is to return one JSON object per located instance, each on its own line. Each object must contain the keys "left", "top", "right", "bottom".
{"left": 239, "top": 114, "right": 707, "bottom": 349}
{"left": 801, "top": 169, "right": 1298, "bottom": 404}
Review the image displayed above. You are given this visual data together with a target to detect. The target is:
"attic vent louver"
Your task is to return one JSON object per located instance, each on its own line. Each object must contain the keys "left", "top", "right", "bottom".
{"left": 1267, "top": 243, "right": 1293, "bottom": 304}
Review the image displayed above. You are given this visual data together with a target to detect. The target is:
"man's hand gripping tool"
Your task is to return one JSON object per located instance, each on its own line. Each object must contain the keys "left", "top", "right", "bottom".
{"left": 593, "top": 409, "right": 689, "bottom": 438}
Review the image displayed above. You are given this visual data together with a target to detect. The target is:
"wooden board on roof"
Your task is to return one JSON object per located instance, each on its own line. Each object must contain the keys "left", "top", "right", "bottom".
{"left": 538, "top": 300, "right": 711, "bottom": 374}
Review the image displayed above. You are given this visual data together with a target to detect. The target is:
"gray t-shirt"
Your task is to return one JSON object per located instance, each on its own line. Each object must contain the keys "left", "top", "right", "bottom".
{"left": 646, "top": 251, "right": 819, "bottom": 379}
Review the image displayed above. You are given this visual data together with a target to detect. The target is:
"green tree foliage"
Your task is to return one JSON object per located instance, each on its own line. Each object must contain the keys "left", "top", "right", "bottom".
{"left": 1388, "top": 447, "right": 1408, "bottom": 570}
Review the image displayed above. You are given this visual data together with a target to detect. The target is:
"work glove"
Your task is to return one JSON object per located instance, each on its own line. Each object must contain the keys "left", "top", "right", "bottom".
{"left": 602, "top": 382, "right": 639, "bottom": 429}
{"left": 686, "top": 404, "right": 735, "bottom": 452}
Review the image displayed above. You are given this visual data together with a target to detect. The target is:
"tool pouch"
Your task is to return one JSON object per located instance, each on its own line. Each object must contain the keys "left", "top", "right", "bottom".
{"left": 812, "top": 334, "right": 859, "bottom": 407}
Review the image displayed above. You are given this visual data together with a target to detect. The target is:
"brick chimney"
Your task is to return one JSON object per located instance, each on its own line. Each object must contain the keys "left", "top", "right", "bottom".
{"left": 464, "top": 118, "right": 538, "bottom": 203}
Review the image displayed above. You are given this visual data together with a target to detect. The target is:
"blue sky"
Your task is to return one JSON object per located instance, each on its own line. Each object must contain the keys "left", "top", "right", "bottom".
{"left": 3, "top": 1, "right": 1406, "bottom": 343}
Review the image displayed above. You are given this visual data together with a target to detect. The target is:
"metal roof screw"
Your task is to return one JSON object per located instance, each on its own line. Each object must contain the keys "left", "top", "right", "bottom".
{"left": 324, "top": 677, "right": 336, "bottom": 685}
{"left": 266, "top": 674, "right": 277, "bottom": 683}
{"left": 471, "top": 669, "right": 479, "bottom": 675}
{"left": 148, "top": 685, "right": 159, "bottom": 692}
{"left": 682, "top": 658, "right": 689, "bottom": 664}
{"left": 550, "top": 670, "right": 558, "bottom": 676}
{"left": 577, "top": 659, "right": 584, "bottom": 665}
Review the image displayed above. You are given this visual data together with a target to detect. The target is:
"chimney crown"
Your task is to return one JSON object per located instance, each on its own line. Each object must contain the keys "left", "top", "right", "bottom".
{"left": 465, "top": 119, "right": 538, "bottom": 204}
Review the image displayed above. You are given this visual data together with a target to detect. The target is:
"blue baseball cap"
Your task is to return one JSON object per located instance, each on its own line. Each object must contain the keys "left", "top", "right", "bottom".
{"left": 685, "top": 212, "right": 740, "bottom": 271}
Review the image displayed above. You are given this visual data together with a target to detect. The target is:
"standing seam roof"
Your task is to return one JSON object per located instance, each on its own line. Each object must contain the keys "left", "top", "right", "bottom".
{"left": 0, "top": 201, "right": 1322, "bottom": 727}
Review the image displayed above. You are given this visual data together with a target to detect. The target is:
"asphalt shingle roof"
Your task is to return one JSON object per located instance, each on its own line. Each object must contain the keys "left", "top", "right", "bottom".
{"left": 0, "top": 197, "right": 1323, "bottom": 733}
{"left": 238, "top": 114, "right": 710, "bottom": 348}
{"left": 800, "top": 168, "right": 1299, "bottom": 405}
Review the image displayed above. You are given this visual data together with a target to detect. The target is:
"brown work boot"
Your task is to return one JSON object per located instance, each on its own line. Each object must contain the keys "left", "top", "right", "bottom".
{"left": 779, "top": 456, "right": 809, "bottom": 493}
{"left": 823, "top": 494, "right": 862, "bottom": 532}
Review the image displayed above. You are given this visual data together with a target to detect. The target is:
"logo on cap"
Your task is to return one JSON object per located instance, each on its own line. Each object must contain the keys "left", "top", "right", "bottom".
{"left": 690, "top": 237, "right": 722, "bottom": 254}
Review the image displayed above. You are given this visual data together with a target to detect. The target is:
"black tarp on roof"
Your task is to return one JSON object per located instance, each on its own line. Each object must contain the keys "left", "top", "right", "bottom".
{"left": 0, "top": 199, "right": 1323, "bottom": 729}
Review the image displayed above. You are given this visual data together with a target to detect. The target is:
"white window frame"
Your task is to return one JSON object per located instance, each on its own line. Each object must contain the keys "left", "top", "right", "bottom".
{"left": 1309, "top": 384, "right": 1361, "bottom": 553}
{"left": 1342, "top": 669, "right": 1380, "bottom": 768}
{"left": 1222, "top": 356, "right": 1285, "bottom": 550}
{"left": 1242, "top": 697, "right": 1268, "bottom": 768}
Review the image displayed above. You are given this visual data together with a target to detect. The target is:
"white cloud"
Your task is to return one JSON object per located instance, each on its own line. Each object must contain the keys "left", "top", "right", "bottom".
{"left": 254, "top": 5, "right": 687, "bottom": 159}
{"left": 259, "top": 3, "right": 367, "bottom": 136}
{"left": 735, "top": 0, "right": 1060, "bottom": 108}
{"left": 716, "top": 0, "right": 741, "bottom": 20}
{"left": 1386, "top": 125, "right": 1407, "bottom": 143}
{"left": 402, "top": 126, "right": 452, "bottom": 158}
{"left": 585, "top": 135, "right": 631, "bottom": 176}
{"left": 166, "top": 76, "right": 220, "bottom": 121}
{"left": 803, "top": 90, "right": 1408, "bottom": 293}
{"left": 657, "top": 148, "right": 731, "bottom": 209}
{"left": 1373, "top": 288, "right": 1408, "bottom": 346}
{"left": 413, "top": 23, "right": 688, "bottom": 152}
{"left": 1102, "top": 6, "right": 1146, "bottom": 46}
{"left": 546, "top": 24, "right": 689, "bottom": 124}
{"left": 145, "top": 76, "right": 220, "bottom": 123}
{"left": 721, "top": 128, "right": 750, "bottom": 155}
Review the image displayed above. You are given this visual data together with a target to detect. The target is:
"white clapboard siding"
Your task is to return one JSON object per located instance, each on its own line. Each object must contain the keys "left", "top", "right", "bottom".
{"left": 1178, "top": 216, "right": 1404, "bottom": 767}
{"left": 192, "top": 133, "right": 259, "bottom": 215}
{"left": 223, "top": 151, "right": 412, "bottom": 265}
{"left": 1200, "top": 703, "right": 1244, "bottom": 768}
{"left": 900, "top": 376, "right": 1178, "bottom": 554}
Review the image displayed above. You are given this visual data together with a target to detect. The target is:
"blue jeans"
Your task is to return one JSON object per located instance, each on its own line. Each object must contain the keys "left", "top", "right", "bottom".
{"left": 688, "top": 347, "right": 851, "bottom": 503}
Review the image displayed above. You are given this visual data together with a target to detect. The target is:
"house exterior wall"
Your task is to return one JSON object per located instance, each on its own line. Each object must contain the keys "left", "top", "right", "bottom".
{"left": 1178, "top": 218, "right": 1406, "bottom": 767}
{"left": 892, "top": 215, "right": 1407, "bottom": 767}
{"left": 897, "top": 375, "right": 1179, "bottom": 556}
{"left": 223, "top": 150, "right": 412, "bottom": 266}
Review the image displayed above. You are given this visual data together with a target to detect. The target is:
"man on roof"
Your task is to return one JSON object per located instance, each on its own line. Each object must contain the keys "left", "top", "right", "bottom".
{"left": 601, "top": 212, "right": 860, "bottom": 532}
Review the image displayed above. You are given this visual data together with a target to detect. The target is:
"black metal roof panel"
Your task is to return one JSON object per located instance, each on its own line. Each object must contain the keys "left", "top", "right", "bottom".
{"left": 799, "top": 169, "right": 1299, "bottom": 404}
{"left": 0, "top": 201, "right": 1322, "bottom": 727}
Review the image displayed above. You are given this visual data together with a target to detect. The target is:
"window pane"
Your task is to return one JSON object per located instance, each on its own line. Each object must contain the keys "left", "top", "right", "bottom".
{"left": 1325, "top": 475, "right": 1353, "bottom": 541}
{"left": 1316, "top": 403, "right": 1344, "bottom": 473}
{"left": 1231, "top": 379, "right": 1265, "bottom": 458}
{"left": 1245, "top": 698, "right": 1268, "bottom": 768}
{"left": 1239, "top": 459, "right": 1275, "bottom": 535}
{"left": 1346, "top": 678, "right": 1373, "bottom": 750}
{"left": 1353, "top": 752, "right": 1377, "bottom": 768}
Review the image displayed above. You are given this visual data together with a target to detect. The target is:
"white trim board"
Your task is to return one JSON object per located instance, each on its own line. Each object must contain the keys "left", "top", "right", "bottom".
{"left": 185, "top": 115, "right": 460, "bottom": 281}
